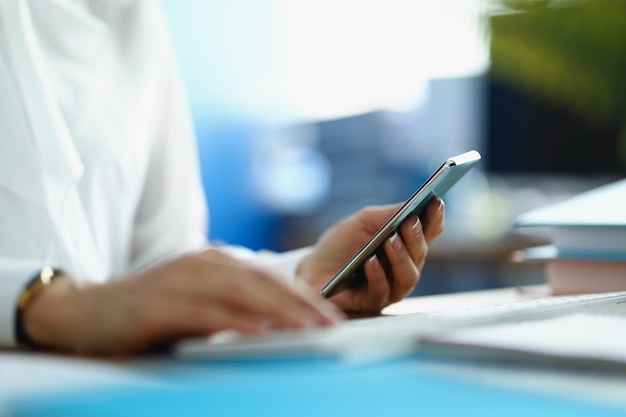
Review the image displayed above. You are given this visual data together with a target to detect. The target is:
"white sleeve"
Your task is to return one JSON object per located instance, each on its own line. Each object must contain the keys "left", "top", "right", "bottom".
{"left": 221, "top": 246, "right": 314, "bottom": 282}
{"left": 128, "top": 2, "right": 208, "bottom": 271}
{"left": 0, "top": 2, "right": 51, "bottom": 347}
{"left": 0, "top": 260, "right": 41, "bottom": 347}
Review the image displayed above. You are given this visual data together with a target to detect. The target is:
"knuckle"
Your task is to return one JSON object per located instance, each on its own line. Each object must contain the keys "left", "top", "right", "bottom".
{"left": 418, "top": 241, "right": 429, "bottom": 258}
{"left": 222, "top": 276, "right": 244, "bottom": 293}
{"left": 386, "top": 244, "right": 408, "bottom": 264}
{"left": 402, "top": 219, "right": 415, "bottom": 234}
{"left": 426, "top": 224, "right": 444, "bottom": 242}
{"left": 251, "top": 267, "right": 277, "bottom": 284}
{"left": 356, "top": 206, "right": 377, "bottom": 223}
{"left": 359, "top": 206, "right": 375, "bottom": 216}
{"left": 199, "top": 247, "right": 232, "bottom": 263}
{"left": 190, "top": 304, "right": 215, "bottom": 328}
{"left": 174, "top": 253, "right": 202, "bottom": 270}
{"left": 373, "top": 298, "right": 388, "bottom": 312}
{"left": 407, "top": 237, "right": 427, "bottom": 256}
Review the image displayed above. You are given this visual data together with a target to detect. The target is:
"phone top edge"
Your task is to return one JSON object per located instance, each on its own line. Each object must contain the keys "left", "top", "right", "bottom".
{"left": 449, "top": 150, "right": 481, "bottom": 165}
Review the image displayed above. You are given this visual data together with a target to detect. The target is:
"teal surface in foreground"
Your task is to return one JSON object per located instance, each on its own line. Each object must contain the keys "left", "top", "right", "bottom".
{"left": 7, "top": 357, "right": 626, "bottom": 417}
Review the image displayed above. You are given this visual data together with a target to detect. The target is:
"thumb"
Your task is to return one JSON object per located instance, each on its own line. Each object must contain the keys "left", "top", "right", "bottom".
{"left": 356, "top": 203, "right": 403, "bottom": 234}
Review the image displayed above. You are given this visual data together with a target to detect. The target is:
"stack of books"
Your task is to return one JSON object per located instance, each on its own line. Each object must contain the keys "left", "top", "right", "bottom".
{"left": 514, "top": 179, "right": 626, "bottom": 295}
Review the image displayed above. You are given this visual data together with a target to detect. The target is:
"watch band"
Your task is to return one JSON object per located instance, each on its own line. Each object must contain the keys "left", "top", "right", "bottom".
{"left": 15, "top": 266, "right": 64, "bottom": 348}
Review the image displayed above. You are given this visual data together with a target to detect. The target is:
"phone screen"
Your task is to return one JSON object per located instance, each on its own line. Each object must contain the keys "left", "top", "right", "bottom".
{"left": 320, "top": 150, "right": 481, "bottom": 298}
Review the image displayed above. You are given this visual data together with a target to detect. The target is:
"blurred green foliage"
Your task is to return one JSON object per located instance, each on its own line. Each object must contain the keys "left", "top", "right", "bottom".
{"left": 489, "top": 0, "right": 626, "bottom": 162}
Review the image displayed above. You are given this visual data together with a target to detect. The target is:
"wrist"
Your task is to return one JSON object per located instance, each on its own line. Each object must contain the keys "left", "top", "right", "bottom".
{"left": 18, "top": 270, "right": 81, "bottom": 350}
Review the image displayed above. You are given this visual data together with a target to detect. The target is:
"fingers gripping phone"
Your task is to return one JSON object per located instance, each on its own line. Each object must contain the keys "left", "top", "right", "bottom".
{"left": 320, "top": 150, "right": 481, "bottom": 298}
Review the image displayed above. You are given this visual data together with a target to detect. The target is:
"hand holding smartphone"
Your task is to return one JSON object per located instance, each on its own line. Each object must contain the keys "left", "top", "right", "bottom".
{"left": 320, "top": 150, "right": 481, "bottom": 298}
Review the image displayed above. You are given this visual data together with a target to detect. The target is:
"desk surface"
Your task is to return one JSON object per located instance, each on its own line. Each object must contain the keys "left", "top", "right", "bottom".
{"left": 2, "top": 286, "right": 626, "bottom": 416}
{"left": 383, "top": 284, "right": 550, "bottom": 315}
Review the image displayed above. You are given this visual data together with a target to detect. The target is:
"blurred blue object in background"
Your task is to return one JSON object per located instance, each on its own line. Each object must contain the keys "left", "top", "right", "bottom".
{"left": 194, "top": 117, "right": 282, "bottom": 250}
{"left": 195, "top": 116, "right": 332, "bottom": 250}
{"left": 158, "top": 0, "right": 489, "bottom": 251}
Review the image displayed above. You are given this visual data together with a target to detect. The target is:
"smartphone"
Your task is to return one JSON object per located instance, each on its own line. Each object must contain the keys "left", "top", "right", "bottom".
{"left": 320, "top": 150, "right": 481, "bottom": 298}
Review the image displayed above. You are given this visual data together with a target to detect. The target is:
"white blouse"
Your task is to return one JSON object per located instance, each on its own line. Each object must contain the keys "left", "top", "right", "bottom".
{"left": 0, "top": 0, "right": 308, "bottom": 346}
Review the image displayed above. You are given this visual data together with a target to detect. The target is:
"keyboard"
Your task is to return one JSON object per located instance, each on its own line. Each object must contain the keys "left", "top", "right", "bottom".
{"left": 175, "top": 290, "right": 626, "bottom": 359}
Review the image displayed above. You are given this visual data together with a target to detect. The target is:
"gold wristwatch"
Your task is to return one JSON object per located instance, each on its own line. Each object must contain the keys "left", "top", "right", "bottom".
{"left": 15, "top": 266, "right": 64, "bottom": 348}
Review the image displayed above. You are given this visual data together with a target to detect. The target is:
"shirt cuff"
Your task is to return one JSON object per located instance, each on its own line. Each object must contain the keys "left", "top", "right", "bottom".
{"left": 221, "top": 246, "right": 313, "bottom": 282}
{"left": 0, "top": 261, "right": 42, "bottom": 347}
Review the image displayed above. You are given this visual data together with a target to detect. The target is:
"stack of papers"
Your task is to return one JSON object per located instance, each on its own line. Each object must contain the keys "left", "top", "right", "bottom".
{"left": 515, "top": 179, "right": 626, "bottom": 295}
{"left": 420, "top": 313, "right": 626, "bottom": 370}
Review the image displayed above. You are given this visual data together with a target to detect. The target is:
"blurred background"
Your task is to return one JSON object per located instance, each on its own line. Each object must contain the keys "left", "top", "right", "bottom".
{"left": 158, "top": 0, "right": 625, "bottom": 296}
